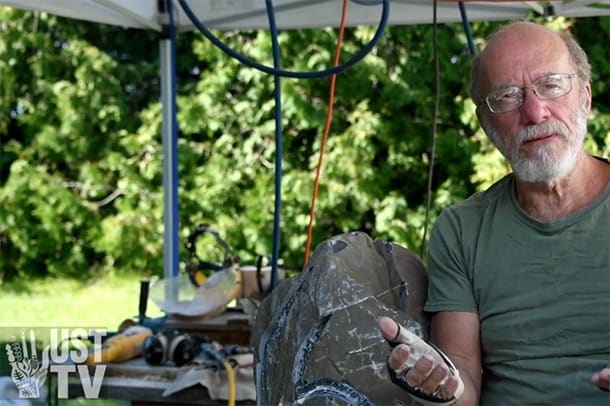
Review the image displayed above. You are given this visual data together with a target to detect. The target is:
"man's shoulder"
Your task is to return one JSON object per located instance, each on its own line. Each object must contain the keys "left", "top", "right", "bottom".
{"left": 430, "top": 175, "right": 515, "bottom": 237}
{"left": 445, "top": 174, "right": 514, "bottom": 216}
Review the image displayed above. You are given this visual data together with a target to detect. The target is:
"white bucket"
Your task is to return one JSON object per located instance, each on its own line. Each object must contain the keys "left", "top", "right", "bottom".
{"left": 240, "top": 265, "right": 285, "bottom": 298}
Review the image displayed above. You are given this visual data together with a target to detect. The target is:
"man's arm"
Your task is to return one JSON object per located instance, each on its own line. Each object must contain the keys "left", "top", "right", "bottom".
{"left": 430, "top": 311, "right": 481, "bottom": 405}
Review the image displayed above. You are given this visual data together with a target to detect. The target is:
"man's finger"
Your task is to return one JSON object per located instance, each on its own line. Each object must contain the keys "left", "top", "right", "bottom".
{"left": 438, "top": 375, "right": 460, "bottom": 399}
{"left": 419, "top": 363, "right": 449, "bottom": 394}
{"left": 378, "top": 316, "right": 400, "bottom": 341}
{"left": 388, "top": 344, "right": 411, "bottom": 371}
{"left": 404, "top": 354, "right": 434, "bottom": 387}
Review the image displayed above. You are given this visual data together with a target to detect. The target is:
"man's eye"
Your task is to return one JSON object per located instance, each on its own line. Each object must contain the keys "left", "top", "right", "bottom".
{"left": 536, "top": 75, "right": 565, "bottom": 88}
{"left": 539, "top": 82, "right": 562, "bottom": 91}
{"left": 493, "top": 88, "right": 520, "bottom": 101}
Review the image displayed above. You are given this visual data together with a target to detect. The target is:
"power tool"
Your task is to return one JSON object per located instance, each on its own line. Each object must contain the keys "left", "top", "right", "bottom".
{"left": 86, "top": 325, "right": 153, "bottom": 366}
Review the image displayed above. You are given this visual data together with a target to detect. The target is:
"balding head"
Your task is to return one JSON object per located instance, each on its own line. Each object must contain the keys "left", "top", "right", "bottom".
{"left": 469, "top": 22, "right": 591, "bottom": 104}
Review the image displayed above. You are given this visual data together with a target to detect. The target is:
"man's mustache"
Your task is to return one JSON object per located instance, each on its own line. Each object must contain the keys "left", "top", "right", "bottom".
{"left": 516, "top": 120, "right": 568, "bottom": 145}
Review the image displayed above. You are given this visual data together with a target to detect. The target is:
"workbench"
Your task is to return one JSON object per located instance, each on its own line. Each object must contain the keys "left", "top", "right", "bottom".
{"left": 63, "top": 357, "right": 256, "bottom": 405}
{"left": 163, "top": 309, "right": 253, "bottom": 347}
{"left": 54, "top": 310, "right": 257, "bottom": 405}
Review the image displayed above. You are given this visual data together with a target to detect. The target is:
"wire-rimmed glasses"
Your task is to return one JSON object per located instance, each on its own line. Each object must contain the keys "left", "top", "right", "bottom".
{"left": 480, "top": 73, "right": 579, "bottom": 114}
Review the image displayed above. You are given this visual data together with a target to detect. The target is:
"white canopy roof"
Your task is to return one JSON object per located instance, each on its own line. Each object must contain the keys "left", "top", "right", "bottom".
{"left": 3, "top": 0, "right": 610, "bottom": 31}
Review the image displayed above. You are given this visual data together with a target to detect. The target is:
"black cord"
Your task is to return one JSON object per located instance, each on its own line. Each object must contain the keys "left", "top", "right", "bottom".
{"left": 459, "top": 2, "right": 477, "bottom": 56}
{"left": 176, "top": 0, "right": 390, "bottom": 79}
{"left": 266, "top": 0, "right": 283, "bottom": 292}
{"left": 174, "top": 0, "right": 391, "bottom": 290}
{"left": 421, "top": 0, "right": 440, "bottom": 259}
{"left": 420, "top": 1, "right": 477, "bottom": 259}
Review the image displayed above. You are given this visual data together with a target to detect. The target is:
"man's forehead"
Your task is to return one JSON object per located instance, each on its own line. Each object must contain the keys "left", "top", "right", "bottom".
{"left": 479, "top": 27, "right": 571, "bottom": 86}
{"left": 483, "top": 25, "right": 562, "bottom": 61}
{"left": 485, "top": 22, "right": 559, "bottom": 48}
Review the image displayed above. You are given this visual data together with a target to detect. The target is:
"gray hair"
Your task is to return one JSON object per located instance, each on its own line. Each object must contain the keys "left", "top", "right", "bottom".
{"left": 469, "top": 24, "right": 591, "bottom": 104}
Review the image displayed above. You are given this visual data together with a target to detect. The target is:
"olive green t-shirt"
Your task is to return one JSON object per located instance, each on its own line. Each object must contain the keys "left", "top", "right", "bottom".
{"left": 424, "top": 173, "right": 610, "bottom": 405}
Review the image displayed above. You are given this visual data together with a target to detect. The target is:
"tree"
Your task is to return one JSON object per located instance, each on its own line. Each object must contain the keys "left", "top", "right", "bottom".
{"left": 0, "top": 7, "right": 608, "bottom": 281}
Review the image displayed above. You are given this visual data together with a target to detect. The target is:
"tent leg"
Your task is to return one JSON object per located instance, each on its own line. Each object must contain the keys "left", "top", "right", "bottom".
{"left": 160, "top": 32, "right": 180, "bottom": 303}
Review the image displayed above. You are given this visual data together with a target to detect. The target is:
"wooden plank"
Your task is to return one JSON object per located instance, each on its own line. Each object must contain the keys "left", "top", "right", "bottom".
{"left": 163, "top": 311, "right": 252, "bottom": 346}
{"left": 64, "top": 359, "right": 256, "bottom": 405}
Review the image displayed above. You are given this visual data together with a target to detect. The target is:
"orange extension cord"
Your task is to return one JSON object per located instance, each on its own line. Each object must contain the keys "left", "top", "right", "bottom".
{"left": 302, "top": 0, "right": 350, "bottom": 268}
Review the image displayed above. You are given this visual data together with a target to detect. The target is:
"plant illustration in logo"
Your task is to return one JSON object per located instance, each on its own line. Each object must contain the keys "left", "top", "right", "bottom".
{"left": 5, "top": 331, "right": 48, "bottom": 399}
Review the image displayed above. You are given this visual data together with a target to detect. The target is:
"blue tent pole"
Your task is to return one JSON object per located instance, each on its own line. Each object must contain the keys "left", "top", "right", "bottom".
{"left": 160, "top": 0, "right": 180, "bottom": 303}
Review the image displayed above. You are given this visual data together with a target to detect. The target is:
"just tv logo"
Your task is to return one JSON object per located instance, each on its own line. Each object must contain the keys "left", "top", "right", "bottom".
{"left": 3, "top": 328, "right": 108, "bottom": 400}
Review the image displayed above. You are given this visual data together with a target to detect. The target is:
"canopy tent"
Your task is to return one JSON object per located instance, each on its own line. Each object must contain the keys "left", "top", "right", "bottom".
{"left": 3, "top": 0, "right": 610, "bottom": 297}
{"left": 4, "top": 1, "right": 610, "bottom": 30}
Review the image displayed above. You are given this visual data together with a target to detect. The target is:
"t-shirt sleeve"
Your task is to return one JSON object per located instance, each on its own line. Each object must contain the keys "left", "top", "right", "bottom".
{"left": 424, "top": 208, "right": 478, "bottom": 313}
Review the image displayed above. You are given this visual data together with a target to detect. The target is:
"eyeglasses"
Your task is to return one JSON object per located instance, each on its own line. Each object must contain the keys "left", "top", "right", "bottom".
{"left": 480, "top": 73, "right": 579, "bottom": 114}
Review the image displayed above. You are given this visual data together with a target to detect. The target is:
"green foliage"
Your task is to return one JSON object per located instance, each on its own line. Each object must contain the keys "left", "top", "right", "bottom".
{"left": 0, "top": 7, "right": 609, "bottom": 281}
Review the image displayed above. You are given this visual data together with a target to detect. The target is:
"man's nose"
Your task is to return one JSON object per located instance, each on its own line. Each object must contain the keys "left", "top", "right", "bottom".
{"left": 519, "top": 88, "right": 550, "bottom": 124}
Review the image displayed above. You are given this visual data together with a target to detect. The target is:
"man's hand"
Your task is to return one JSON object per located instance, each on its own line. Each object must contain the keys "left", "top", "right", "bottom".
{"left": 591, "top": 364, "right": 610, "bottom": 392}
{"left": 378, "top": 316, "right": 462, "bottom": 403}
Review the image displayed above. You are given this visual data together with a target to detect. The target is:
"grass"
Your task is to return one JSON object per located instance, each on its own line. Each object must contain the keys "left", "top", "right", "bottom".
{"left": 0, "top": 273, "right": 165, "bottom": 405}
{"left": 0, "top": 273, "right": 165, "bottom": 330}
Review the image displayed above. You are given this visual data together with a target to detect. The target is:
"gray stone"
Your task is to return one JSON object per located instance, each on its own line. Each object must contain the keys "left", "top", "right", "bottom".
{"left": 252, "top": 231, "right": 428, "bottom": 405}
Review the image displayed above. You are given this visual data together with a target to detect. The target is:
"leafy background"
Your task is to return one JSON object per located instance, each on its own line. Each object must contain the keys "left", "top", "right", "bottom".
{"left": 0, "top": 9, "right": 608, "bottom": 282}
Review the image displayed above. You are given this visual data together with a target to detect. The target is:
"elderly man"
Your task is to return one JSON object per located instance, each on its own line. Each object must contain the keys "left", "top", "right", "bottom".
{"left": 379, "top": 21, "right": 610, "bottom": 404}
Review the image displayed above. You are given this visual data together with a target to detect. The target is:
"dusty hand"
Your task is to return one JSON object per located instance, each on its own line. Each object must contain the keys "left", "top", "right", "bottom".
{"left": 378, "top": 316, "right": 462, "bottom": 403}
{"left": 591, "top": 365, "right": 610, "bottom": 392}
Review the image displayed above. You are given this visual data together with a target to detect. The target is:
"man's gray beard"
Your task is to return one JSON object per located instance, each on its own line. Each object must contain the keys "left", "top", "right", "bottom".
{"left": 481, "top": 102, "right": 589, "bottom": 184}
